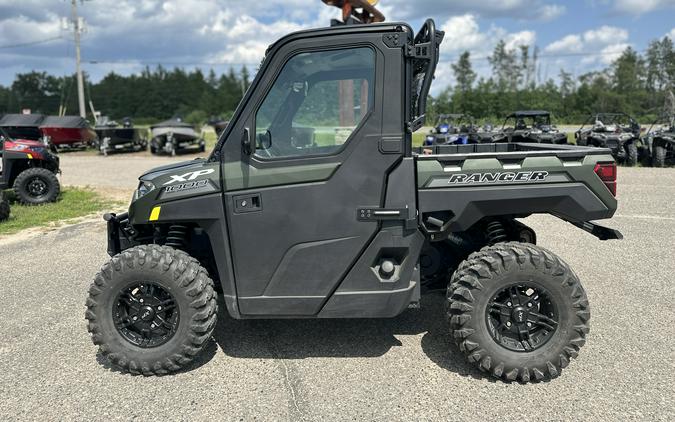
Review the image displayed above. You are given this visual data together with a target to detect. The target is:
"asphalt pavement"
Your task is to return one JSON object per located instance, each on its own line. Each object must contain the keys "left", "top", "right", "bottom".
{"left": 0, "top": 158, "right": 673, "bottom": 421}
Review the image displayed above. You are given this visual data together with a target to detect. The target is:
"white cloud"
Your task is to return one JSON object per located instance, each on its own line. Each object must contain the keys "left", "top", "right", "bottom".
{"left": 598, "top": 43, "right": 631, "bottom": 64}
{"left": 668, "top": 28, "right": 675, "bottom": 39}
{"left": 386, "top": 0, "right": 565, "bottom": 21}
{"left": 544, "top": 25, "right": 631, "bottom": 72}
{"left": 583, "top": 26, "right": 628, "bottom": 45}
{"left": 434, "top": 15, "right": 538, "bottom": 91}
{"left": 505, "top": 31, "right": 537, "bottom": 50}
{"left": 545, "top": 35, "right": 583, "bottom": 53}
{"left": 544, "top": 25, "right": 630, "bottom": 67}
{"left": 612, "top": 0, "right": 675, "bottom": 14}
{"left": 440, "top": 15, "right": 537, "bottom": 55}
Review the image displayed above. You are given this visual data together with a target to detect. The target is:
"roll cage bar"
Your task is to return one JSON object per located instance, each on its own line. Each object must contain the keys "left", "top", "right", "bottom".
{"left": 408, "top": 19, "right": 444, "bottom": 133}
{"left": 500, "top": 111, "right": 552, "bottom": 130}
{"left": 645, "top": 113, "right": 675, "bottom": 134}
{"left": 577, "top": 112, "right": 639, "bottom": 132}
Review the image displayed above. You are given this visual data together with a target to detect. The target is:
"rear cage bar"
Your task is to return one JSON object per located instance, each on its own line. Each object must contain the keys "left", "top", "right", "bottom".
{"left": 407, "top": 19, "right": 444, "bottom": 134}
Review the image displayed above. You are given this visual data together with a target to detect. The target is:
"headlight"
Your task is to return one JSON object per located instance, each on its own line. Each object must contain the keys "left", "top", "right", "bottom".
{"left": 135, "top": 180, "right": 155, "bottom": 200}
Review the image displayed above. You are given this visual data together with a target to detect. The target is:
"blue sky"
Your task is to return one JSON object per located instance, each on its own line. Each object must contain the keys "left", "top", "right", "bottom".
{"left": 1, "top": 0, "right": 674, "bottom": 93}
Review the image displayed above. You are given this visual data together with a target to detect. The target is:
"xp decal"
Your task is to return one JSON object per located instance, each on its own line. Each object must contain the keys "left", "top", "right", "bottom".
{"left": 447, "top": 171, "right": 548, "bottom": 185}
{"left": 163, "top": 169, "right": 214, "bottom": 185}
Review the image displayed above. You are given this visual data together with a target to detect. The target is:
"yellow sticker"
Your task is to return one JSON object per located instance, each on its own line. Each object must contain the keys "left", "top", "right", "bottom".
{"left": 149, "top": 206, "right": 161, "bottom": 221}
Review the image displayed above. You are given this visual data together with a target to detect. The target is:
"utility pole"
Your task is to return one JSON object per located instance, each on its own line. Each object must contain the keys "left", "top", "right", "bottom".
{"left": 71, "top": 0, "right": 86, "bottom": 118}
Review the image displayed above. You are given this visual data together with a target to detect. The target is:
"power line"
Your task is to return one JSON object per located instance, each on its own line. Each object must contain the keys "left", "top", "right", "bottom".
{"left": 0, "top": 36, "right": 63, "bottom": 49}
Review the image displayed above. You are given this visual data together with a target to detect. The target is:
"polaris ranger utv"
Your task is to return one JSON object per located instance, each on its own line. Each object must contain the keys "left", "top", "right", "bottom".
{"left": 575, "top": 113, "right": 641, "bottom": 166}
{"left": 0, "top": 127, "right": 61, "bottom": 205}
{"left": 87, "top": 20, "right": 622, "bottom": 383}
{"left": 500, "top": 111, "right": 568, "bottom": 144}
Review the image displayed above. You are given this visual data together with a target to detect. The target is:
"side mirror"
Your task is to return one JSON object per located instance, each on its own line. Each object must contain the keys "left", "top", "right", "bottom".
{"left": 257, "top": 130, "right": 272, "bottom": 150}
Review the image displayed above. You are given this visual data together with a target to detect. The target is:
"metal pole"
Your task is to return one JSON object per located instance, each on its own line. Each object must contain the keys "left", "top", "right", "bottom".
{"left": 71, "top": 0, "right": 86, "bottom": 118}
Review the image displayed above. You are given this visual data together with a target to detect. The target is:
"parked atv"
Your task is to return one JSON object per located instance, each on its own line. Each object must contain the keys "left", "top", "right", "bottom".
{"left": 475, "top": 122, "right": 503, "bottom": 143}
{"left": 500, "top": 111, "right": 567, "bottom": 144}
{"left": 0, "top": 127, "right": 61, "bottom": 205}
{"left": 424, "top": 114, "right": 477, "bottom": 145}
{"left": 0, "top": 191, "right": 9, "bottom": 222}
{"left": 644, "top": 114, "right": 675, "bottom": 167}
{"left": 575, "top": 113, "right": 641, "bottom": 166}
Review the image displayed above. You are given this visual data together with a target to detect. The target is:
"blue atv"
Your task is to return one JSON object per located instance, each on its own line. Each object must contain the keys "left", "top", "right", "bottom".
{"left": 424, "top": 114, "right": 476, "bottom": 145}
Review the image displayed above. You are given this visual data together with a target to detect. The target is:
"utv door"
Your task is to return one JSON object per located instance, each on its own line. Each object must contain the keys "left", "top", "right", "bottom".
{"left": 220, "top": 27, "right": 420, "bottom": 317}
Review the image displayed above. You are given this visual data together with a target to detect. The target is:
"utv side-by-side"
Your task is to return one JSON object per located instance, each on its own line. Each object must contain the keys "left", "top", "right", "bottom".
{"left": 424, "top": 114, "right": 477, "bottom": 145}
{"left": 575, "top": 113, "right": 641, "bottom": 166}
{"left": 87, "top": 20, "right": 622, "bottom": 383}
{"left": 644, "top": 114, "right": 675, "bottom": 167}
{"left": 0, "top": 127, "right": 61, "bottom": 205}
{"left": 500, "top": 111, "right": 568, "bottom": 144}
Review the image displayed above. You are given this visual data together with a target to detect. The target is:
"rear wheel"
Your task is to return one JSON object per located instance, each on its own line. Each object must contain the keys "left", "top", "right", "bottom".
{"left": 625, "top": 143, "right": 638, "bottom": 166}
{"left": 653, "top": 145, "right": 666, "bottom": 167}
{"left": 85, "top": 245, "right": 217, "bottom": 375}
{"left": 447, "top": 242, "right": 590, "bottom": 383}
{"left": 13, "top": 167, "right": 60, "bottom": 205}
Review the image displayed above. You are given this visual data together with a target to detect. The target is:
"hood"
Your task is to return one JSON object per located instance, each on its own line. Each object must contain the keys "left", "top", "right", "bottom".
{"left": 10, "top": 138, "right": 45, "bottom": 147}
{"left": 131, "top": 158, "right": 221, "bottom": 209}
{"left": 140, "top": 158, "right": 207, "bottom": 180}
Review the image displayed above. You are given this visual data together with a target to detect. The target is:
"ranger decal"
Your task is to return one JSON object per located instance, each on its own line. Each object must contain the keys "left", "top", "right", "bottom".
{"left": 447, "top": 171, "right": 548, "bottom": 184}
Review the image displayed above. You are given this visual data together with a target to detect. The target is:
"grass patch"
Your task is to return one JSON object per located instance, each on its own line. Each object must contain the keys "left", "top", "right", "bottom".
{"left": 0, "top": 187, "right": 120, "bottom": 236}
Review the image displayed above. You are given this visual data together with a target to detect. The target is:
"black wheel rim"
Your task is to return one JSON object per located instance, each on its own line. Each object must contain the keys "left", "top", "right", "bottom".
{"left": 486, "top": 283, "right": 559, "bottom": 352}
{"left": 113, "top": 282, "right": 179, "bottom": 348}
{"left": 27, "top": 177, "right": 48, "bottom": 197}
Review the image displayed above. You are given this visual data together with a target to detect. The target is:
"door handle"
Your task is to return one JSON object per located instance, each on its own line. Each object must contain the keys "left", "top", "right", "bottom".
{"left": 233, "top": 193, "right": 262, "bottom": 213}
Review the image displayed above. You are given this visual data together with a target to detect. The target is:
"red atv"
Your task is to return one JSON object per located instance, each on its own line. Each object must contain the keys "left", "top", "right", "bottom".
{"left": 0, "top": 127, "right": 61, "bottom": 205}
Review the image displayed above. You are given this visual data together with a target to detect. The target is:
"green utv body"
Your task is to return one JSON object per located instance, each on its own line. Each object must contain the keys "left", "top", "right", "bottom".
{"left": 87, "top": 20, "right": 622, "bottom": 382}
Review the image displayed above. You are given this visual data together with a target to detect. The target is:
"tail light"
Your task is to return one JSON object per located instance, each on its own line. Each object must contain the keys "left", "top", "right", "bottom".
{"left": 594, "top": 162, "right": 617, "bottom": 196}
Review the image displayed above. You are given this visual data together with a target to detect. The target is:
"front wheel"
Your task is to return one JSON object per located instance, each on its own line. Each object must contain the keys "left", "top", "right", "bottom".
{"left": 13, "top": 167, "right": 60, "bottom": 205}
{"left": 653, "top": 145, "right": 666, "bottom": 167}
{"left": 447, "top": 242, "right": 590, "bottom": 383}
{"left": 625, "top": 143, "right": 638, "bottom": 166}
{"left": 86, "top": 245, "right": 217, "bottom": 375}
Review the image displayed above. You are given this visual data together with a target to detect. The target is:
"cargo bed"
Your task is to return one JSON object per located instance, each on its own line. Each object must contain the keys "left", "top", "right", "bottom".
{"left": 414, "top": 142, "right": 611, "bottom": 160}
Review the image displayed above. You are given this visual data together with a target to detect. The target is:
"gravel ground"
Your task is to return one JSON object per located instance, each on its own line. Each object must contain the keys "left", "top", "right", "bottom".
{"left": 0, "top": 158, "right": 673, "bottom": 421}
{"left": 59, "top": 152, "right": 197, "bottom": 201}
